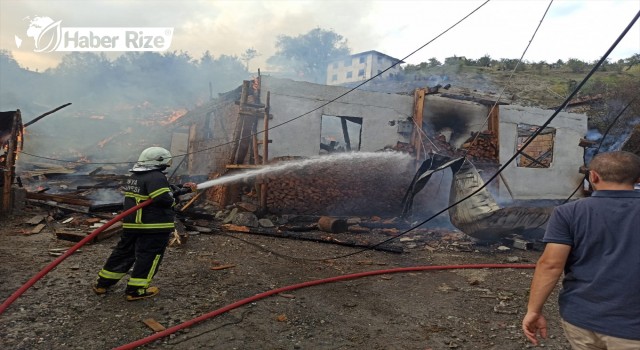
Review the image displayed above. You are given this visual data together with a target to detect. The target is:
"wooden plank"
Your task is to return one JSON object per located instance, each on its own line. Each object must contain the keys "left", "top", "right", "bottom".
{"left": 225, "top": 164, "right": 264, "bottom": 169}
{"left": 27, "top": 199, "right": 91, "bottom": 214}
{"left": 26, "top": 192, "right": 92, "bottom": 207}
{"left": 261, "top": 91, "right": 270, "bottom": 210}
{"left": 210, "top": 264, "right": 236, "bottom": 271}
{"left": 55, "top": 221, "right": 121, "bottom": 243}
{"left": 30, "top": 224, "right": 46, "bottom": 234}
{"left": 2, "top": 110, "right": 20, "bottom": 213}
{"left": 488, "top": 105, "right": 500, "bottom": 160}
{"left": 142, "top": 319, "right": 166, "bottom": 332}
{"left": 411, "top": 88, "right": 426, "bottom": 162}
{"left": 187, "top": 123, "right": 198, "bottom": 174}
{"left": 26, "top": 215, "right": 45, "bottom": 225}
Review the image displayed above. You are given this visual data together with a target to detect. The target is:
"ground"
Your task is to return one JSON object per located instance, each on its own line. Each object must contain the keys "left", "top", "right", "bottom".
{"left": 0, "top": 206, "right": 571, "bottom": 350}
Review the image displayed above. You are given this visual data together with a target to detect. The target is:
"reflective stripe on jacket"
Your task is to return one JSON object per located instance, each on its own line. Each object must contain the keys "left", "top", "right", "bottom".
{"left": 122, "top": 169, "right": 175, "bottom": 233}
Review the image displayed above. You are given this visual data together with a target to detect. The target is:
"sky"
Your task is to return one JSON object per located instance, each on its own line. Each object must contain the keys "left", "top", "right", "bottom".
{"left": 0, "top": 0, "right": 638, "bottom": 72}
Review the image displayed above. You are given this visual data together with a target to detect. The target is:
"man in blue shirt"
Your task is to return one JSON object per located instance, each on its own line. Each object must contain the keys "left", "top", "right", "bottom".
{"left": 522, "top": 151, "right": 640, "bottom": 349}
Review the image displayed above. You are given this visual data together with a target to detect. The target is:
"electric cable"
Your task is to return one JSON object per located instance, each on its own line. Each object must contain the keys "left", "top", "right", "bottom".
{"left": 561, "top": 96, "right": 637, "bottom": 203}
{"left": 212, "top": 92, "right": 638, "bottom": 263}
{"left": 316, "top": 9, "right": 640, "bottom": 261}
{"left": 464, "top": 0, "right": 553, "bottom": 153}
{"left": 18, "top": 0, "right": 491, "bottom": 166}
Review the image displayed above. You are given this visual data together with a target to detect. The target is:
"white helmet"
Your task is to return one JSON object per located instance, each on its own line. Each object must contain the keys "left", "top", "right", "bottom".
{"left": 131, "top": 147, "right": 172, "bottom": 172}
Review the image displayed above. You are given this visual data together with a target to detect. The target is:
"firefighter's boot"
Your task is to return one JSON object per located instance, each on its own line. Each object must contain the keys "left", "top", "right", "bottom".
{"left": 125, "top": 286, "right": 159, "bottom": 301}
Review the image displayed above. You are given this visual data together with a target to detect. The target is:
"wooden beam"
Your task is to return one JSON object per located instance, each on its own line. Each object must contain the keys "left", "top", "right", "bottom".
{"left": 488, "top": 105, "right": 500, "bottom": 160}
{"left": 225, "top": 164, "right": 264, "bottom": 169}
{"left": 187, "top": 123, "right": 197, "bottom": 174}
{"left": 261, "top": 91, "right": 270, "bottom": 210}
{"left": 26, "top": 192, "right": 92, "bottom": 207}
{"left": 340, "top": 117, "right": 352, "bottom": 151}
{"left": 2, "top": 110, "right": 21, "bottom": 213}
{"left": 411, "top": 89, "right": 426, "bottom": 163}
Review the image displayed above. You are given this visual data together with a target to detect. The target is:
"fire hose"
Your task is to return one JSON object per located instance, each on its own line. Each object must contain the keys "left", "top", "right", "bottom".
{"left": 0, "top": 197, "right": 537, "bottom": 349}
{"left": 114, "top": 263, "right": 536, "bottom": 350}
{"left": 0, "top": 198, "right": 153, "bottom": 315}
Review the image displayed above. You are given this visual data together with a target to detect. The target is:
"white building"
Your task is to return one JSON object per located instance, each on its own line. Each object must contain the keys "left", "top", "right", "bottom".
{"left": 326, "top": 50, "right": 403, "bottom": 85}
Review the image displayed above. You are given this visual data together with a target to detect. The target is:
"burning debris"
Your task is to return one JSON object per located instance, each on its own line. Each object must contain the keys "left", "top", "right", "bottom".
{"left": 6, "top": 75, "right": 593, "bottom": 253}
{"left": 1, "top": 110, "right": 23, "bottom": 214}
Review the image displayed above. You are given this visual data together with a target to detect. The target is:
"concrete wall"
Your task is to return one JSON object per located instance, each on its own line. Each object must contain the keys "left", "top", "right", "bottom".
{"left": 422, "top": 95, "right": 492, "bottom": 147}
{"left": 499, "top": 105, "right": 587, "bottom": 199}
{"left": 261, "top": 76, "right": 413, "bottom": 158}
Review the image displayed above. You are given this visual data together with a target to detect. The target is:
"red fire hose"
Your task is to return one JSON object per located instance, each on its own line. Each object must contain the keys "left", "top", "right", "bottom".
{"left": 114, "top": 263, "right": 536, "bottom": 350}
{"left": 0, "top": 200, "right": 537, "bottom": 349}
{"left": 0, "top": 198, "right": 153, "bottom": 315}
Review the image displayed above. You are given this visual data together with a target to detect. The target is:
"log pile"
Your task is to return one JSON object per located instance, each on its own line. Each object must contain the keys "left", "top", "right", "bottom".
{"left": 265, "top": 153, "right": 414, "bottom": 216}
{"left": 460, "top": 131, "right": 499, "bottom": 160}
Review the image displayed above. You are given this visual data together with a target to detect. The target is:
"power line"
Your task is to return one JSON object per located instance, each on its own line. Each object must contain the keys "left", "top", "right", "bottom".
{"left": 465, "top": 0, "right": 554, "bottom": 154}
{"left": 19, "top": 0, "right": 491, "bottom": 165}
{"left": 320, "top": 8, "right": 640, "bottom": 261}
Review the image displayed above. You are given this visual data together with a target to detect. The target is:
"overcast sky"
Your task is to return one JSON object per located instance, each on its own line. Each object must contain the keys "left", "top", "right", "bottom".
{"left": 1, "top": 0, "right": 638, "bottom": 72}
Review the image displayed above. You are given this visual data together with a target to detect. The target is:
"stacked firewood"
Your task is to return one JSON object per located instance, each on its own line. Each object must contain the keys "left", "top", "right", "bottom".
{"left": 265, "top": 154, "right": 414, "bottom": 215}
{"left": 460, "top": 131, "right": 499, "bottom": 160}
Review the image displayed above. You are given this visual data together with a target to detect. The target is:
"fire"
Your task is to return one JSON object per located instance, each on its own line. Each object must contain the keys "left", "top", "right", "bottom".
{"left": 98, "top": 127, "right": 133, "bottom": 148}
{"left": 159, "top": 109, "right": 188, "bottom": 126}
{"left": 1, "top": 127, "right": 24, "bottom": 163}
{"left": 16, "top": 127, "right": 24, "bottom": 161}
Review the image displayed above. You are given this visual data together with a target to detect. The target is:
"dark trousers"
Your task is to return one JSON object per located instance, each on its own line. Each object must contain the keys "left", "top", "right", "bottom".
{"left": 96, "top": 230, "right": 171, "bottom": 292}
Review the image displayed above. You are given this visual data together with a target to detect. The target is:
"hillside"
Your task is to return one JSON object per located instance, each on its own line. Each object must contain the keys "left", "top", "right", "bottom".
{"left": 354, "top": 61, "right": 640, "bottom": 152}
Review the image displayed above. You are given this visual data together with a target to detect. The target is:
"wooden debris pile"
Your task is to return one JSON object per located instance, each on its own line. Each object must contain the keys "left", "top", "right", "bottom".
{"left": 264, "top": 154, "right": 414, "bottom": 215}
{"left": 460, "top": 131, "right": 499, "bottom": 160}
{"left": 22, "top": 212, "right": 122, "bottom": 243}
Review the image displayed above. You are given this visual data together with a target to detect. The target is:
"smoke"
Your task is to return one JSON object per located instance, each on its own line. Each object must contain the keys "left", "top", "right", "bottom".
{"left": 87, "top": 188, "right": 123, "bottom": 204}
{"left": 1, "top": 50, "right": 250, "bottom": 174}
{"left": 585, "top": 129, "right": 602, "bottom": 141}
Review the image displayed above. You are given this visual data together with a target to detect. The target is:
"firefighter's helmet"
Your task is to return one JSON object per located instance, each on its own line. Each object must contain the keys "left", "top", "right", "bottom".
{"left": 131, "top": 147, "right": 172, "bottom": 172}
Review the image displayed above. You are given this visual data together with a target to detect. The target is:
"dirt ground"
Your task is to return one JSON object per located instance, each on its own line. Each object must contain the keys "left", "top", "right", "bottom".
{"left": 0, "top": 205, "right": 571, "bottom": 350}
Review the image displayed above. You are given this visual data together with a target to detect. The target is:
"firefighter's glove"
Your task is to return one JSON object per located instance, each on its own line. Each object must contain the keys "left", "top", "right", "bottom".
{"left": 183, "top": 182, "right": 197, "bottom": 193}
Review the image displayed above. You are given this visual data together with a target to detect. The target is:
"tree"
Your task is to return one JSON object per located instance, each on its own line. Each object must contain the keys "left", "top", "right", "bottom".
{"left": 624, "top": 53, "right": 640, "bottom": 71}
{"left": 499, "top": 58, "right": 519, "bottom": 71}
{"left": 240, "top": 48, "right": 260, "bottom": 72}
{"left": 428, "top": 57, "right": 442, "bottom": 68}
{"left": 267, "top": 28, "right": 350, "bottom": 83}
{"left": 566, "top": 58, "right": 586, "bottom": 73}
{"left": 477, "top": 54, "right": 491, "bottom": 67}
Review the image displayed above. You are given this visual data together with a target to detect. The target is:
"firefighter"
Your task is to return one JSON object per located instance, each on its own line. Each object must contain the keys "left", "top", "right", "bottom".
{"left": 93, "top": 147, "right": 196, "bottom": 301}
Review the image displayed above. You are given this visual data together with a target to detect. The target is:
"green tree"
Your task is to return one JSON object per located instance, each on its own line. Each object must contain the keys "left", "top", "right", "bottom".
{"left": 267, "top": 28, "right": 350, "bottom": 83}
{"left": 428, "top": 57, "right": 441, "bottom": 68}
{"left": 477, "top": 54, "right": 491, "bottom": 67}
{"left": 500, "top": 58, "right": 520, "bottom": 71}
{"left": 566, "top": 58, "right": 586, "bottom": 73}
{"left": 624, "top": 53, "right": 640, "bottom": 71}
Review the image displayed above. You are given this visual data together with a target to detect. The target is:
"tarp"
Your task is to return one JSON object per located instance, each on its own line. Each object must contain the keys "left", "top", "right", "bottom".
{"left": 402, "top": 155, "right": 552, "bottom": 241}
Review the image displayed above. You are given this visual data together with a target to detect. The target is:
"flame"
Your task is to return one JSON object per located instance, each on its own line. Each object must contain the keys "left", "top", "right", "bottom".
{"left": 15, "top": 128, "right": 22, "bottom": 161}
{"left": 159, "top": 109, "right": 188, "bottom": 126}
{"left": 98, "top": 127, "right": 133, "bottom": 148}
